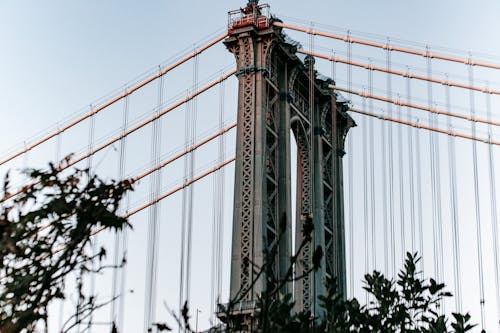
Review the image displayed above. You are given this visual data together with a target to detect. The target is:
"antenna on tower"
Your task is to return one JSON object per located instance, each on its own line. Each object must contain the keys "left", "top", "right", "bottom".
{"left": 247, "top": 0, "right": 259, "bottom": 6}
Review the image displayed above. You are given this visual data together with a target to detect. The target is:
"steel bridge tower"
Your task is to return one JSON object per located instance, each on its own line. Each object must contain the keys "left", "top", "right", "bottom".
{"left": 221, "top": 2, "right": 354, "bottom": 326}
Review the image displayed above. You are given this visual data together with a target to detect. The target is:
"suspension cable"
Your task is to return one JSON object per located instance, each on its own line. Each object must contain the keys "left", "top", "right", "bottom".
{"left": 273, "top": 21, "right": 500, "bottom": 70}
{"left": 331, "top": 50, "right": 336, "bottom": 82}
{"left": 46, "top": 158, "right": 237, "bottom": 256}
{"left": 368, "top": 64, "right": 376, "bottom": 270}
{"left": 347, "top": 128, "right": 354, "bottom": 297}
{"left": 469, "top": 58, "right": 486, "bottom": 329}
{"left": 486, "top": 81, "right": 500, "bottom": 326}
{"left": 144, "top": 68, "right": 164, "bottom": 333}
{"left": 329, "top": 85, "right": 500, "bottom": 127}
{"left": 55, "top": 123, "right": 62, "bottom": 163}
{"left": 1, "top": 70, "right": 236, "bottom": 203}
{"left": 348, "top": 108, "right": 500, "bottom": 146}
{"left": 210, "top": 79, "right": 226, "bottom": 322}
{"left": 179, "top": 101, "right": 190, "bottom": 332}
{"left": 362, "top": 89, "right": 369, "bottom": 305}
{"left": 111, "top": 90, "right": 130, "bottom": 324}
{"left": 186, "top": 52, "right": 199, "bottom": 310}
{"left": 86, "top": 111, "right": 96, "bottom": 333}
{"left": 406, "top": 69, "right": 416, "bottom": 254}
{"left": 347, "top": 30, "right": 355, "bottom": 298}
{"left": 297, "top": 49, "right": 500, "bottom": 95}
{"left": 426, "top": 51, "right": 441, "bottom": 299}
{"left": 117, "top": 93, "right": 130, "bottom": 331}
{"left": 415, "top": 116, "right": 424, "bottom": 274}
{"left": 380, "top": 106, "right": 389, "bottom": 277}
{"left": 397, "top": 95, "right": 405, "bottom": 261}
{"left": 55, "top": 123, "right": 64, "bottom": 332}
{"left": 29, "top": 123, "right": 237, "bottom": 238}
{"left": 445, "top": 75, "right": 462, "bottom": 313}
{"left": 0, "top": 32, "right": 228, "bottom": 167}
{"left": 387, "top": 43, "right": 396, "bottom": 277}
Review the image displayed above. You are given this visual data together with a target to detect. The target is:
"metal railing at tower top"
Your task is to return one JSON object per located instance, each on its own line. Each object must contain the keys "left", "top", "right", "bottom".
{"left": 227, "top": 3, "right": 270, "bottom": 33}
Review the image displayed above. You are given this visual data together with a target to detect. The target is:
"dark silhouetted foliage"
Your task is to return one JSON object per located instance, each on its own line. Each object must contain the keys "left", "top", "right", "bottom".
{"left": 0, "top": 158, "right": 132, "bottom": 332}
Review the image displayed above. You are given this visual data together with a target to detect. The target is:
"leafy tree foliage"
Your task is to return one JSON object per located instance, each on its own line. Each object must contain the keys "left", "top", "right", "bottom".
{"left": 0, "top": 158, "right": 132, "bottom": 333}
{"left": 253, "top": 253, "right": 477, "bottom": 333}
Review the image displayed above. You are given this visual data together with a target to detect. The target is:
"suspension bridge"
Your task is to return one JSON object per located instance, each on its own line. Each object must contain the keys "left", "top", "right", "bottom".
{"left": 1, "top": 1, "right": 500, "bottom": 332}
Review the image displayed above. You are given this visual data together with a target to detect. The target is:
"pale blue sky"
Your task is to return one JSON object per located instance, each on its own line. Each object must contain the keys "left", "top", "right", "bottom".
{"left": 1, "top": 1, "right": 500, "bottom": 332}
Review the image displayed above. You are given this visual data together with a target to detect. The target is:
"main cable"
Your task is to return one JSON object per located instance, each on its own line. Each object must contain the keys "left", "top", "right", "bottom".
{"left": 297, "top": 49, "right": 500, "bottom": 95}
{"left": 273, "top": 21, "right": 500, "bottom": 70}
{"left": 0, "top": 32, "right": 228, "bottom": 167}
{"left": 1, "top": 70, "right": 236, "bottom": 204}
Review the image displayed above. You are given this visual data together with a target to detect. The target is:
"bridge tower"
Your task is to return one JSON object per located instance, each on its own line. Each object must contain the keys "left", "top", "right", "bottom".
{"left": 221, "top": 1, "right": 354, "bottom": 326}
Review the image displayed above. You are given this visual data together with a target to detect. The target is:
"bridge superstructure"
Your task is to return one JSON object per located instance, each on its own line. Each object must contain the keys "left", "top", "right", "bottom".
{"left": 223, "top": 2, "right": 353, "bottom": 322}
{"left": 1, "top": 2, "right": 500, "bottom": 332}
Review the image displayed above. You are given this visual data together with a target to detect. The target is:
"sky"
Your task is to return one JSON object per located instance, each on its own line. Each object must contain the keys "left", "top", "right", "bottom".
{"left": 1, "top": 1, "right": 500, "bottom": 332}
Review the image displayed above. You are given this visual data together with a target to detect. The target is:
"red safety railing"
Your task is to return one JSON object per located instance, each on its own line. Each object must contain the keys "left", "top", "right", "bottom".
{"left": 228, "top": 4, "right": 270, "bottom": 34}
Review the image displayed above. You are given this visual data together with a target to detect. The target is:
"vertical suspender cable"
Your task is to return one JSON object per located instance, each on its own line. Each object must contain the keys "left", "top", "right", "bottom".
{"left": 368, "top": 64, "right": 376, "bottom": 269}
{"left": 485, "top": 82, "right": 500, "bottom": 325}
{"left": 186, "top": 52, "right": 199, "bottom": 307}
{"left": 415, "top": 117, "right": 424, "bottom": 274}
{"left": 218, "top": 81, "right": 225, "bottom": 308}
{"left": 118, "top": 94, "right": 130, "bottom": 331}
{"left": 381, "top": 107, "right": 389, "bottom": 276}
{"left": 406, "top": 69, "right": 416, "bottom": 254}
{"left": 445, "top": 75, "right": 462, "bottom": 313}
{"left": 87, "top": 110, "right": 95, "bottom": 172}
{"left": 55, "top": 123, "right": 62, "bottom": 163}
{"left": 112, "top": 90, "right": 130, "bottom": 326}
{"left": 434, "top": 69, "right": 445, "bottom": 307}
{"left": 386, "top": 39, "right": 396, "bottom": 276}
{"left": 210, "top": 157, "right": 218, "bottom": 321}
{"left": 210, "top": 80, "right": 226, "bottom": 321}
{"left": 468, "top": 58, "right": 486, "bottom": 329}
{"left": 347, "top": 30, "right": 355, "bottom": 297}
{"left": 144, "top": 68, "right": 164, "bottom": 332}
{"left": 179, "top": 96, "right": 190, "bottom": 332}
{"left": 86, "top": 110, "right": 96, "bottom": 333}
{"left": 56, "top": 125, "right": 64, "bottom": 332}
{"left": 362, "top": 90, "right": 369, "bottom": 304}
{"left": 331, "top": 50, "right": 336, "bottom": 82}
{"left": 22, "top": 141, "right": 28, "bottom": 170}
{"left": 110, "top": 91, "right": 128, "bottom": 322}
{"left": 426, "top": 47, "right": 440, "bottom": 286}
{"left": 180, "top": 53, "right": 199, "bottom": 325}
{"left": 347, "top": 126, "right": 354, "bottom": 297}
{"left": 397, "top": 95, "right": 405, "bottom": 258}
